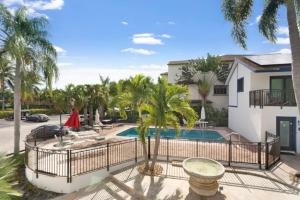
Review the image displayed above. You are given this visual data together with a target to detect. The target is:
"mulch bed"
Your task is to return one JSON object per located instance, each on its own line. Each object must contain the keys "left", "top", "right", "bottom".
{"left": 137, "top": 163, "right": 163, "bottom": 176}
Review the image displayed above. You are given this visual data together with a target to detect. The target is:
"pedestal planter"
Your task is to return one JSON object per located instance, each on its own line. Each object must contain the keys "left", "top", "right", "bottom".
{"left": 183, "top": 157, "right": 225, "bottom": 197}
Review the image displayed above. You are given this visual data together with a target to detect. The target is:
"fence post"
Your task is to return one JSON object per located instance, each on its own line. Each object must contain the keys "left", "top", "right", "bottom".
{"left": 148, "top": 136, "right": 151, "bottom": 160}
{"left": 258, "top": 142, "right": 261, "bottom": 169}
{"left": 265, "top": 142, "right": 269, "bottom": 170}
{"left": 167, "top": 137, "right": 169, "bottom": 162}
{"left": 135, "top": 138, "right": 137, "bottom": 163}
{"left": 67, "top": 150, "right": 70, "bottom": 183}
{"left": 69, "top": 150, "right": 72, "bottom": 183}
{"left": 196, "top": 140, "right": 199, "bottom": 157}
{"left": 107, "top": 143, "right": 110, "bottom": 171}
{"left": 228, "top": 137, "right": 232, "bottom": 166}
{"left": 36, "top": 147, "right": 39, "bottom": 178}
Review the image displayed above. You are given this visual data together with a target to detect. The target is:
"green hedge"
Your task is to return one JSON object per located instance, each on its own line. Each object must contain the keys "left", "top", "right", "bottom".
{"left": 0, "top": 108, "right": 58, "bottom": 119}
{"left": 192, "top": 104, "right": 228, "bottom": 127}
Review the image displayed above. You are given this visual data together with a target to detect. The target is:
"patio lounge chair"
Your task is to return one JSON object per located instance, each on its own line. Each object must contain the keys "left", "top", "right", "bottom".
{"left": 98, "top": 121, "right": 114, "bottom": 129}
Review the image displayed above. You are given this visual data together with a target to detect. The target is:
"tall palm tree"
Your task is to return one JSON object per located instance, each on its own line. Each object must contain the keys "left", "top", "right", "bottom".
{"left": 197, "top": 74, "right": 214, "bottom": 107}
{"left": 0, "top": 6, "right": 57, "bottom": 154}
{"left": 52, "top": 89, "right": 68, "bottom": 126}
{"left": 98, "top": 75, "right": 110, "bottom": 120}
{"left": 141, "top": 78, "right": 197, "bottom": 173}
{"left": 42, "top": 55, "right": 59, "bottom": 95}
{"left": 222, "top": 0, "right": 300, "bottom": 114}
{"left": 64, "top": 84, "right": 75, "bottom": 112}
{"left": 0, "top": 54, "right": 14, "bottom": 110}
{"left": 21, "top": 70, "right": 41, "bottom": 109}
{"left": 120, "top": 74, "right": 153, "bottom": 170}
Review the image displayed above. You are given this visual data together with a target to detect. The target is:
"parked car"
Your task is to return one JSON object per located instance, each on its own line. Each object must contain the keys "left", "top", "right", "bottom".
{"left": 5, "top": 109, "right": 31, "bottom": 121}
{"left": 27, "top": 124, "right": 68, "bottom": 140}
{"left": 26, "top": 114, "right": 49, "bottom": 122}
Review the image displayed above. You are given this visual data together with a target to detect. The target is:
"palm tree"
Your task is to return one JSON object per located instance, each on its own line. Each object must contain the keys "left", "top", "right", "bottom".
{"left": 0, "top": 53, "right": 14, "bottom": 110}
{"left": 120, "top": 74, "right": 153, "bottom": 170}
{"left": 52, "top": 89, "right": 68, "bottom": 126}
{"left": 21, "top": 70, "right": 41, "bottom": 109}
{"left": 222, "top": 0, "right": 300, "bottom": 114}
{"left": 64, "top": 84, "right": 75, "bottom": 112}
{"left": 98, "top": 75, "right": 110, "bottom": 119}
{"left": 197, "top": 74, "right": 214, "bottom": 107}
{"left": 0, "top": 154, "right": 21, "bottom": 199}
{"left": 141, "top": 78, "right": 197, "bottom": 173}
{"left": 42, "top": 55, "right": 59, "bottom": 95}
{"left": 0, "top": 6, "right": 57, "bottom": 154}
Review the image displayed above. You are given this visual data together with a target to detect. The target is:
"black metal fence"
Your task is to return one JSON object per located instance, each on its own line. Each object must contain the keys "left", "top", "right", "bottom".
{"left": 249, "top": 89, "right": 296, "bottom": 108}
{"left": 25, "top": 134, "right": 280, "bottom": 183}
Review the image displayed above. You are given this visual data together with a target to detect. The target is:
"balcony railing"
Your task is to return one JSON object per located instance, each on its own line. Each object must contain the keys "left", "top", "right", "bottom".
{"left": 249, "top": 89, "right": 296, "bottom": 108}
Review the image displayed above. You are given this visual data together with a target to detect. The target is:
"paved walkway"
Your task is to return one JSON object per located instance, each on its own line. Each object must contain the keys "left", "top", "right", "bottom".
{"left": 0, "top": 115, "right": 68, "bottom": 154}
{"left": 55, "top": 154, "right": 300, "bottom": 200}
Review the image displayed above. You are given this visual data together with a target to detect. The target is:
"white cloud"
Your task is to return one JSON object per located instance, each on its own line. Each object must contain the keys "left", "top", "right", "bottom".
{"left": 53, "top": 64, "right": 167, "bottom": 88}
{"left": 277, "top": 26, "right": 289, "bottom": 36}
{"left": 121, "top": 21, "right": 128, "bottom": 25}
{"left": 161, "top": 34, "right": 171, "bottom": 39}
{"left": 2, "top": 0, "right": 64, "bottom": 18}
{"left": 168, "top": 21, "right": 175, "bottom": 25}
{"left": 273, "top": 48, "right": 291, "bottom": 54}
{"left": 275, "top": 37, "right": 290, "bottom": 45}
{"left": 54, "top": 45, "right": 66, "bottom": 54}
{"left": 256, "top": 15, "right": 261, "bottom": 23}
{"left": 132, "top": 33, "right": 163, "bottom": 45}
{"left": 121, "top": 48, "right": 156, "bottom": 55}
{"left": 2, "top": 0, "right": 23, "bottom": 6}
{"left": 250, "top": 15, "right": 261, "bottom": 26}
{"left": 57, "top": 62, "right": 72, "bottom": 67}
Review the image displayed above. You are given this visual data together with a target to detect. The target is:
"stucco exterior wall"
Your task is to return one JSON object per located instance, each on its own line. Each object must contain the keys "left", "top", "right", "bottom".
{"left": 25, "top": 159, "right": 143, "bottom": 193}
{"left": 228, "top": 63, "right": 262, "bottom": 141}
{"left": 168, "top": 64, "right": 228, "bottom": 109}
{"left": 228, "top": 61, "right": 300, "bottom": 153}
{"left": 250, "top": 71, "right": 292, "bottom": 90}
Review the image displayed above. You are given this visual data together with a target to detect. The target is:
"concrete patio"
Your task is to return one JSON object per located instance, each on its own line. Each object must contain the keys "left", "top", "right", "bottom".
{"left": 54, "top": 154, "right": 300, "bottom": 200}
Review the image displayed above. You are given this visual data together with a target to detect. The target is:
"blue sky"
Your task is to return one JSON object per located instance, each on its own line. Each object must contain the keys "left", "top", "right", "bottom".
{"left": 1, "top": 0, "right": 291, "bottom": 88}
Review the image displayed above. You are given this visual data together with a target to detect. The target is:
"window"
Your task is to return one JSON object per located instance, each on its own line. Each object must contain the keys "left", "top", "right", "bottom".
{"left": 214, "top": 85, "right": 227, "bottom": 95}
{"left": 237, "top": 78, "right": 244, "bottom": 92}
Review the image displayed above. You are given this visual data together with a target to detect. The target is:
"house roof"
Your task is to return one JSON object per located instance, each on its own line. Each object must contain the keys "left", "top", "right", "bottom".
{"left": 225, "top": 53, "right": 292, "bottom": 85}
{"left": 160, "top": 72, "right": 168, "bottom": 76}
{"left": 167, "top": 54, "right": 246, "bottom": 65}
{"left": 245, "top": 54, "right": 291, "bottom": 66}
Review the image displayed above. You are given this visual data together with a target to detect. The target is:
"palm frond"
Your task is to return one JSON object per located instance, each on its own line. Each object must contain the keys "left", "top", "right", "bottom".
{"left": 222, "top": 0, "right": 254, "bottom": 49}
{"left": 259, "top": 0, "right": 285, "bottom": 42}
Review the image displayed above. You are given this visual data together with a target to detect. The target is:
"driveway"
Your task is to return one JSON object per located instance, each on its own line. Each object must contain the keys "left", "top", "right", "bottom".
{"left": 0, "top": 114, "right": 68, "bottom": 154}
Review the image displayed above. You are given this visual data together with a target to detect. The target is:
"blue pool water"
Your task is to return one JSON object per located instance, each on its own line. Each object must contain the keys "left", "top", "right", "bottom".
{"left": 117, "top": 128, "right": 224, "bottom": 141}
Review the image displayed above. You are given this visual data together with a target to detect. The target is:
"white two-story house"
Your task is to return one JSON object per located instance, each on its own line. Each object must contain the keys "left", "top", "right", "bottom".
{"left": 225, "top": 53, "right": 299, "bottom": 153}
{"left": 165, "top": 55, "right": 240, "bottom": 109}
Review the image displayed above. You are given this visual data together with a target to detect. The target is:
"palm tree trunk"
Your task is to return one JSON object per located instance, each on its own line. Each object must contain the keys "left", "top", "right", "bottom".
{"left": 138, "top": 109, "right": 149, "bottom": 171}
{"left": 287, "top": 2, "right": 300, "bottom": 115}
{"left": 13, "top": 59, "right": 21, "bottom": 154}
{"left": 89, "top": 105, "right": 94, "bottom": 126}
{"left": 150, "top": 126, "right": 161, "bottom": 172}
{"left": 99, "top": 104, "right": 104, "bottom": 120}
{"left": 84, "top": 106, "right": 88, "bottom": 125}
{"left": 1, "top": 80, "right": 5, "bottom": 110}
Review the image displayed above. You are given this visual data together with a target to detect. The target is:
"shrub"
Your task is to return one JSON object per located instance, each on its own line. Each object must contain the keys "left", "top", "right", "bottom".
{"left": 192, "top": 104, "right": 228, "bottom": 127}
{"left": 0, "top": 108, "right": 59, "bottom": 119}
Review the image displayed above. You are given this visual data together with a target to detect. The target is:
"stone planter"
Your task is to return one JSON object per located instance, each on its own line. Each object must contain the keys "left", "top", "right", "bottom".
{"left": 183, "top": 157, "right": 225, "bottom": 197}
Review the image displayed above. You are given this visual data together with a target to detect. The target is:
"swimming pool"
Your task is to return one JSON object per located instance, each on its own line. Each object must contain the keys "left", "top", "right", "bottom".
{"left": 117, "top": 128, "right": 225, "bottom": 141}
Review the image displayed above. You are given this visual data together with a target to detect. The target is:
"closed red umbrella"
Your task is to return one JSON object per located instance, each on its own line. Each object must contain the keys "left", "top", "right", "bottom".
{"left": 64, "top": 110, "right": 80, "bottom": 129}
